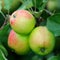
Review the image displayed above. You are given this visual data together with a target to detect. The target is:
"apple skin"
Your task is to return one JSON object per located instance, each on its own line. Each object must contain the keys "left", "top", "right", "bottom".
{"left": 8, "top": 30, "right": 30, "bottom": 55}
{"left": 29, "top": 26, "right": 55, "bottom": 56}
{"left": 47, "top": 0, "right": 57, "bottom": 11}
{"left": 10, "top": 10, "right": 36, "bottom": 35}
{"left": 1, "top": 0, "right": 21, "bottom": 14}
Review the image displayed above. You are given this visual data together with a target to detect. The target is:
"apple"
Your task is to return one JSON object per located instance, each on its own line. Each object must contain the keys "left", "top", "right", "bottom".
{"left": 1, "top": 0, "right": 21, "bottom": 14}
{"left": 10, "top": 10, "right": 36, "bottom": 35}
{"left": 29, "top": 26, "right": 55, "bottom": 56}
{"left": 47, "top": 0, "right": 57, "bottom": 11}
{"left": 8, "top": 30, "right": 30, "bottom": 55}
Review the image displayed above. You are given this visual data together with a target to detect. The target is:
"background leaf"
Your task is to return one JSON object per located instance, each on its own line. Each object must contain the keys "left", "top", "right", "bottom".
{"left": 47, "top": 54, "right": 60, "bottom": 60}
{"left": 0, "top": 49, "right": 7, "bottom": 60}
{"left": 0, "top": 0, "right": 2, "bottom": 12}
{"left": 46, "top": 13, "right": 60, "bottom": 36}
{"left": 0, "top": 24, "right": 11, "bottom": 47}
{"left": 4, "top": 0, "right": 12, "bottom": 10}
{"left": 18, "top": 0, "right": 33, "bottom": 10}
{"left": 0, "top": 13, "right": 5, "bottom": 27}
{"left": 0, "top": 45, "right": 8, "bottom": 57}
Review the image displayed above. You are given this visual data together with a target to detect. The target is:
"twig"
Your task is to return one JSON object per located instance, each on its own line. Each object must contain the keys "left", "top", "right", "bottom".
{"left": 34, "top": 0, "right": 36, "bottom": 12}
{"left": 0, "top": 14, "right": 10, "bottom": 30}
{"left": 44, "top": 9, "right": 54, "bottom": 16}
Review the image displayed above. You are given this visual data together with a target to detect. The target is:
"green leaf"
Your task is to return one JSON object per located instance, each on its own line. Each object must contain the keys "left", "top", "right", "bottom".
{"left": 32, "top": 0, "right": 47, "bottom": 11}
{"left": 0, "top": 24, "right": 10, "bottom": 47}
{"left": 47, "top": 56, "right": 59, "bottom": 60}
{"left": 32, "top": 0, "right": 48, "bottom": 18}
{"left": 32, "top": 0, "right": 42, "bottom": 9}
{"left": 0, "top": 45, "right": 8, "bottom": 57}
{"left": 38, "top": 1, "right": 47, "bottom": 12}
{"left": 0, "top": 0, "right": 2, "bottom": 12}
{"left": 18, "top": 0, "right": 33, "bottom": 10}
{"left": 46, "top": 13, "right": 60, "bottom": 36}
{"left": 4, "top": 0, "right": 13, "bottom": 10}
{"left": 0, "top": 49, "right": 7, "bottom": 60}
{"left": 56, "top": 0, "right": 60, "bottom": 9}
{"left": 31, "top": 55, "right": 42, "bottom": 60}
{"left": 0, "top": 13, "right": 5, "bottom": 27}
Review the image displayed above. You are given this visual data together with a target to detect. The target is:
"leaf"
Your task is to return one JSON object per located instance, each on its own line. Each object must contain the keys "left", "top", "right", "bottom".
{"left": 0, "top": 24, "right": 11, "bottom": 47}
{"left": 18, "top": 0, "right": 33, "bottom": 10}
{"left": 0, "top": 13, "right": 5, "bottom": 27}
{"left": 0, "top": 49, "right": 7, "bottom": 60}
{"left": 32, "top": 0, "right": 42, "bottom": 9}
{"left": 47, "top": 56, "right": 59, "bottom": 60}
{"left": 0, "top": 45, "right": 8, "bottom": 57}
{"left": 38, "top": 1, "right": 47, "bottom": 12}
{"left": 31, "top": 55, "right": 42, "bottom": 60}
{"left": 32, "top": 0, "right": 48, "bottom": 11}
{"left": 56, "top": 0, "right": 60, "bottom": 9}
{"left": 47, "top": 53, "right": 60, "bottom": 60}
{"left": 0, "top": 0, "right": 2, "bottom": 12}
{"left": 54, "top": 36, "right": 60, "bottom": 52}
{"left": 31, "top": 0, "right": 48, "bottom": 18}
{"left": 4, "top": 0, "right": 13, "bottom": 10}
{"left": 46, "top": 13, "right": 60, "bottom": 36}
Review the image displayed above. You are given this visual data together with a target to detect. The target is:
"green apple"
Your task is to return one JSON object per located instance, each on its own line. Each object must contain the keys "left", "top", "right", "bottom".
{"left": 29, "top": 26, "right": 55, "bottom": 56}
{"left": 8, "top": 30, "right": 30, "bottom": 55}
{"left": 10, "top": 10, "right": 36, "bottom": 35}
{"left": 47, "top": 0, "right": 57, "bottom": 11}
{"left": 1, "top": 0, "right": 21, "bottom": 14}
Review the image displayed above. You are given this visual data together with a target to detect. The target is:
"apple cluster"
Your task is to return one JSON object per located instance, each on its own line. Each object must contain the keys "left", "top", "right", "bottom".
{"left": 8, "top": 10, "right": 55, "bottom": 56}
{"left": 8, "top": 10, "right": 36, "bottom": 55}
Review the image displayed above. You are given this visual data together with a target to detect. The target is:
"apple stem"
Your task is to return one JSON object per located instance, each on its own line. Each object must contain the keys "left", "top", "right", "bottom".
{"left": 0, "top": 11, "right": 6, "bottom": 19}
{"left": 0, "top": 14, "right": 9, "bottom": 30}
{"left": 44, "top": 9, "right": 54, "bottom": 16}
